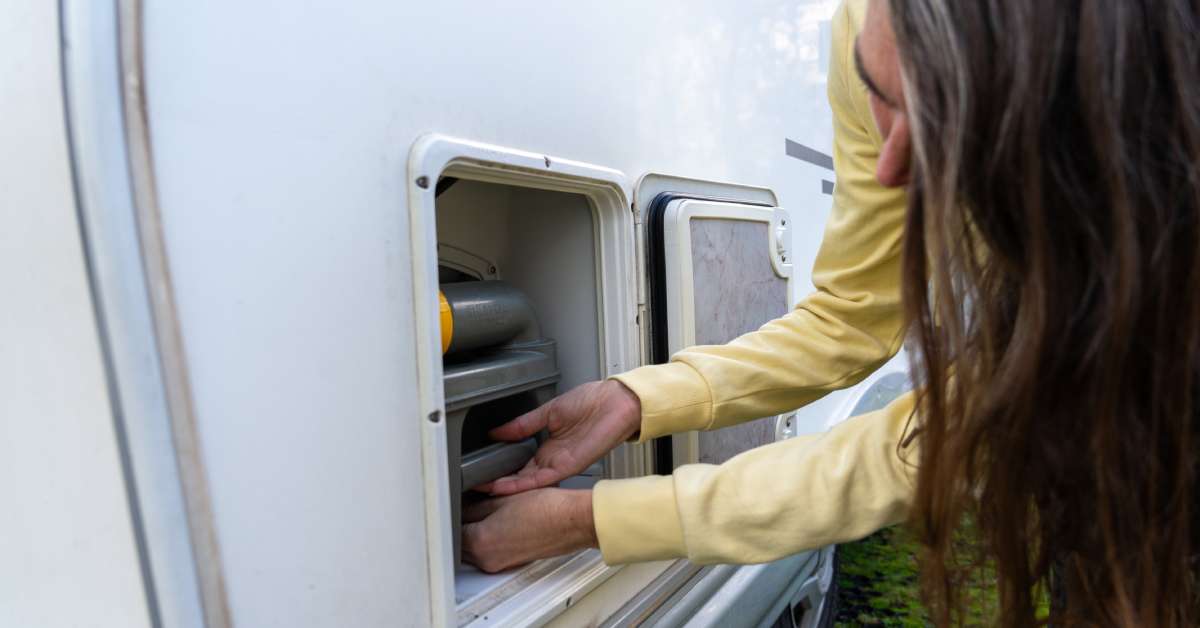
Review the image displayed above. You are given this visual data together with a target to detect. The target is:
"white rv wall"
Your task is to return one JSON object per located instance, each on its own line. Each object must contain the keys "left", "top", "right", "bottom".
{"left": 135, "top": 0, "right": 842, "bottom": 624}
{"left": 0, "top": 2, "right": 150, "bottom": 626}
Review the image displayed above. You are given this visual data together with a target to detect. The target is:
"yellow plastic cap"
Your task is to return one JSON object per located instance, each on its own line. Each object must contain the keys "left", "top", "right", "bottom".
{"left": 439, "top": 291, "right": 454, "bottom": 354}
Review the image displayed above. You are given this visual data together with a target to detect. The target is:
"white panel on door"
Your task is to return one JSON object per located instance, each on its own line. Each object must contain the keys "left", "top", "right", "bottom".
{"left": 660, "top": 199, "right": 793, "bottom": 464}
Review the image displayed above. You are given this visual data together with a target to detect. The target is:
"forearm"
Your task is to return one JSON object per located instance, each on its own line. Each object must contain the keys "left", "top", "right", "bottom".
{"left": 593, "top": 392, "right": 918, "bottom": 565}
{"left": 615, "top": 293, "right": 904, "bottom": 442}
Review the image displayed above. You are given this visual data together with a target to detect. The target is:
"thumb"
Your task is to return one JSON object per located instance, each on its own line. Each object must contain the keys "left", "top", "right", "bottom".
{"left": 489, "top": 402, "right": 551, "bottom": 441}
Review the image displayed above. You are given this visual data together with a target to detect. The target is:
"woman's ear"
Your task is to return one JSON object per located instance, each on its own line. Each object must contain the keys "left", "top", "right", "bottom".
{"left": 875, "top": 110, "right": 912, "bottom": 188}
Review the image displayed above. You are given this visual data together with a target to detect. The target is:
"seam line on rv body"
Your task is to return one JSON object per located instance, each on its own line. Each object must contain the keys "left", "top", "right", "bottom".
{"left": 57, "top": 0, "right": 161, "bottom": 624}
{"left": 60, "top": 0, "right": 211, "bottom": 623}
{"left": 116, "top": 1, "right": 232, "bottom": 625}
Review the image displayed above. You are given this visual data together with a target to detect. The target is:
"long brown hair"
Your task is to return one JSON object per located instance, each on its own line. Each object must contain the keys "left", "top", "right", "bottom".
{"left": 888, "top": 0, "right": 1200, "bottom": 625}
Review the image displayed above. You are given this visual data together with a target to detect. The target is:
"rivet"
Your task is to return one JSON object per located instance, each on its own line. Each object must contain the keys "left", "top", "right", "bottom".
{"left": 416, "top": 176, "right": 430, "bottom": 189}
{"left": 427, "top": 411, "right": 441, "bottom": 423}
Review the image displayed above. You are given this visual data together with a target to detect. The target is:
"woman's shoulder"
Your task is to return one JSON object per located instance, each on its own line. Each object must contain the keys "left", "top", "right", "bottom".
{"left": 837, "top": 0, "right": 869, "bottom": 34}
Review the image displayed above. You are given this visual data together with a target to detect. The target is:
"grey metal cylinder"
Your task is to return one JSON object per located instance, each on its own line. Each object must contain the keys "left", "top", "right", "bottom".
{"left": 441, "top": 281, "right": 540, "bottom": 355}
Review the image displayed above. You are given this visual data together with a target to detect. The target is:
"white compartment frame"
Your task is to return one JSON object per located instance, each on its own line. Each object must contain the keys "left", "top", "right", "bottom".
{"left": 661, "top": 200, "right": 795, "bottom": 352}
{"left": 407, "top": 134, "right": 648, "bottom": 626}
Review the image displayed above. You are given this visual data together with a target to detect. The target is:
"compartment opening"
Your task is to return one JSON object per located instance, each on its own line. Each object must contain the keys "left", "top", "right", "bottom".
{"left": 435, "top": 177, "right": 606, "bottom": 608}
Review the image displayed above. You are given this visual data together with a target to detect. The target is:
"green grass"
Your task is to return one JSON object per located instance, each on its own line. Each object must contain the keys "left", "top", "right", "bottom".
{"left": 834, "top": 526, "right": 932, "bottom": 626}
{"left": 833, "top": 525, "right": 1004, "bottom": 627}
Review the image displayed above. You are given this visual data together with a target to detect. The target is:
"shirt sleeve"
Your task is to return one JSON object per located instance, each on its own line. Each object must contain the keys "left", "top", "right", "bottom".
{"left": 612, "top": 0, "right": 908, "bottom": 442}
{"left": 593, "top": 391, "right": 918, "bottom": 565}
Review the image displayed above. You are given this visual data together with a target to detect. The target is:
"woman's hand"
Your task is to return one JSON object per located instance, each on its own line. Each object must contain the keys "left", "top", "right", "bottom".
{"left": 461, "top": 488, "right": 597, "bottom": 574}
{"left": 483, "top": 380, "right": 641, "bottom": 496}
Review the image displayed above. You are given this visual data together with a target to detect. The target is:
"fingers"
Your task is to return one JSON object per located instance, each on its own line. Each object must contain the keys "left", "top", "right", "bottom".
{"left": 487, "top": 467, "right": 543, "bottom": 496}
{"left": 489, "top": 468, "right": 561, "bottom": 496}
{"left": 462, "top": 489, "right": 593, "bottom": 575}
{"left": 489, "top": 402, "right": 551, "bottom": 442}
{"left": 487, "top": 459, "right": 540, "bottom": 496}
{"left": 488, "top": 475, "right": 534, "bottom": 497}
{"left": 490, "top": 447, "right": 585, "bottom": 495}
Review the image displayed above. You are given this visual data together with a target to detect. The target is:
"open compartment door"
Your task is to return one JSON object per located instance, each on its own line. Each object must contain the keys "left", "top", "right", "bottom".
{"left": 600, "top": 175, "right": 833, "bottom": 628}
{"left": 644, "top": 189, "right": 795, "bottom": 468}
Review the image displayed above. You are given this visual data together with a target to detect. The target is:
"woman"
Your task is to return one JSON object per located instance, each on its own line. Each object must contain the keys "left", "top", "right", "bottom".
{"left": 889, "top": 0, "right": 1200, "bottom": 624}
{"left": 469, "top": 0, "right": 1200, "bottom": 624}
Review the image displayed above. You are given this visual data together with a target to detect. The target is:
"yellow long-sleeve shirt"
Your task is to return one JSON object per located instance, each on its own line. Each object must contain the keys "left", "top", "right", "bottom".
{"left": 592, "top": 0, "right": 920, "bottom": 565}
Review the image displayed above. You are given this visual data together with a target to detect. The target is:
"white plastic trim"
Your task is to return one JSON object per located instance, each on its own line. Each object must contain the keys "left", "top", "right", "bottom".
{"left": 663, "top": 200, "right": 793, "bottom": 354}
{"left": 407, "top": 134, "right": 641, "bottom": 626}
{"left": 60, "top": 0, "right": 214, "bottom": 624}
{"left": 660, "top": 199, "right": 794, "bottom": 465}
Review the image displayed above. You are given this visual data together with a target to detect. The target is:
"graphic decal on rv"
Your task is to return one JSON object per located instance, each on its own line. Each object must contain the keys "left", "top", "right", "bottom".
{"left": 785, "top": 139, "right": 836, "bottom": 196}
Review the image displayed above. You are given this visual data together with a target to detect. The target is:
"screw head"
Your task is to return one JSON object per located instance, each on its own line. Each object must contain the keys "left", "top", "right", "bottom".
{"left": 416, "top": 176, "right": 430, "bottom": 189}
{"left": 427, "top": 411, "right": 441, "bottom": 423}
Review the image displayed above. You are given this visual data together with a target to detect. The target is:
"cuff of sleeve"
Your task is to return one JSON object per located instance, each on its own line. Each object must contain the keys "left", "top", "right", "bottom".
{"left": 593, "top": 476, "right": 687, "bottom": 565}
{"left": 610, "top": 361, "right": 713, "bottom": 442}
